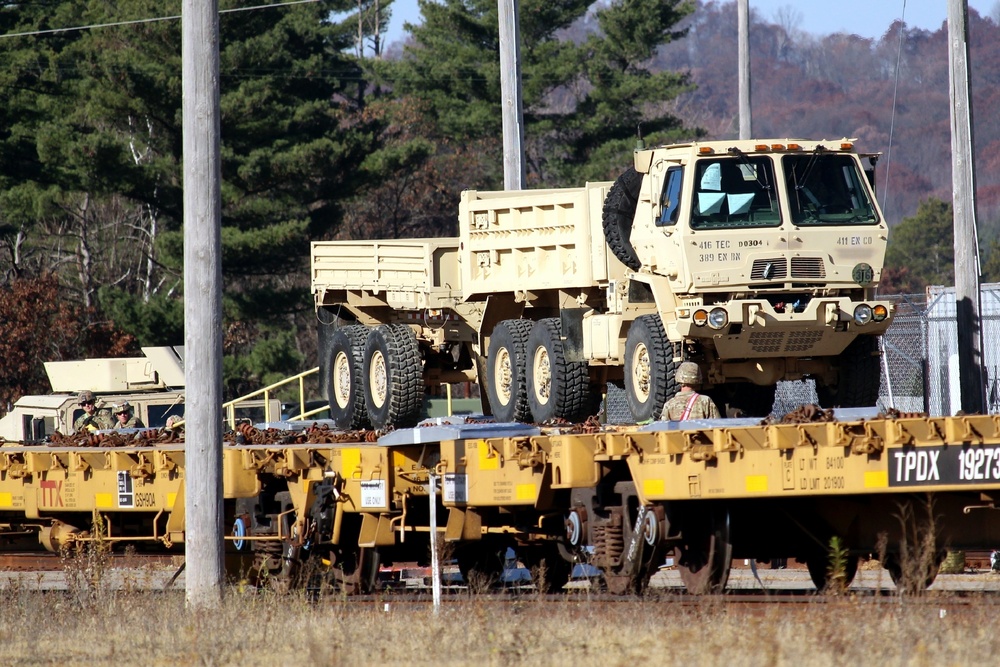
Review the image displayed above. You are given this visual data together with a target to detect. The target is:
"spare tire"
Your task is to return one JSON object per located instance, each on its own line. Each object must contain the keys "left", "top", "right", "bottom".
{"left": 602, "top": 167, "right": 643, "bottom": 270}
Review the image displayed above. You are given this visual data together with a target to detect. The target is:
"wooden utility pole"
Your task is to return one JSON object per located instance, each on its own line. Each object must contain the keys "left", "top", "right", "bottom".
{"left": 737, "top": 0, "right": 752, "bottom": 139}
{"left": 947, "top": 0, "right": 986, "bottom": 414}
{"left": 182, "top": 0, "right": 225, "bottom": 606}
{"left": 498, "top": 0, "right": 525, "bottom": 190}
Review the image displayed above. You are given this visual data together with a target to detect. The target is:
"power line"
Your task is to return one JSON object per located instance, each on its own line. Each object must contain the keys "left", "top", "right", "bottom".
{"left": 881, "top": 0, "right": 907, "bottom": 215}
{"left": 0, "top": 0, "right": 320, "bottom": 40}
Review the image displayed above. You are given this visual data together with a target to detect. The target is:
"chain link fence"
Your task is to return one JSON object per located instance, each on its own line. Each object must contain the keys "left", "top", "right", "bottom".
{"left": 603, "top": 286, "right": 1000, "bottom": 422}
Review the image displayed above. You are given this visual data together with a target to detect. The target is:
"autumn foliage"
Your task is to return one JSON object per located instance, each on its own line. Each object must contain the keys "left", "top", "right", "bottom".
{"left": 0, "top": 275, "right": 135, "bottom": 408}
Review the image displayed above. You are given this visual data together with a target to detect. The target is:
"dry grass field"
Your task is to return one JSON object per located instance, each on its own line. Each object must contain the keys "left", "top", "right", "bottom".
{"left": 0, "top": 581, "right": 997, "bottom": 667}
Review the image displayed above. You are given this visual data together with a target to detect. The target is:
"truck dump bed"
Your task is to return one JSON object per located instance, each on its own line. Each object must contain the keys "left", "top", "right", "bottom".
{"left": 311, "top": 239, "right": 461, "bottom": 311}
{"left": 458, "top": 184, "right": 615, "bottom": 300}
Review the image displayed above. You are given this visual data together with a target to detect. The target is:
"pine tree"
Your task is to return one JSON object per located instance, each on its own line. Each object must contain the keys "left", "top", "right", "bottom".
{"left": 0, "top": 1, "right": 391, "bottom": 395}
{"left": 388, "top": 0, "right": 699, "bottom": 188}
{"left": 883, "top": 198, "right": 955, "bottom": 290}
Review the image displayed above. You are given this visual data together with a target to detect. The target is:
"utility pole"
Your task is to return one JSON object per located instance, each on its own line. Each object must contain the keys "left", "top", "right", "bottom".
{"left": 498, "top": 0, "right": 525, "bottom": 190}
{"left": 737, "top": 0, "right": 752, "bottom": 139}
{"left": 182, "top": 0, "right": 225, "bottom": 606}
{"left": 947, "top": 0, "right": 986, "bottom": 414}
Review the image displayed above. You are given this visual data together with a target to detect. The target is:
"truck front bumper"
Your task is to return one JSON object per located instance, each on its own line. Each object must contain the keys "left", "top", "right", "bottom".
{"left": 673, "top": 297, "right": 894, "bottom": 359}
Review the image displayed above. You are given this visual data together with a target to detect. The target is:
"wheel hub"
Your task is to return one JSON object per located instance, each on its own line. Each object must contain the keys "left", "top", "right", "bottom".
{"left": 369, "top": 350, "right": 387, "bottom": 408}
{"left": 533, "top": 347, "right": 551, "bottom": 404}
{"left": 494, "top": 348, "right": 513, "bottom": 404}
{"left": 333, "top": 351, "right": 352, "bottom": 407}
{"left": 631, "top": 343, "right": 651, "bottom": 402}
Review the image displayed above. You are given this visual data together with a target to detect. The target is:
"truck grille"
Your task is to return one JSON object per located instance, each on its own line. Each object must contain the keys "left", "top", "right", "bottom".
{"left": 749, "top": 331, "right": 784, "bottom": 353}
{"left": 749, "top": 330, "right": 823, "bottom": 353}
{"left": 751, "top": 258, "right": 787, "bottom": 281}
{"left": 790, "top": 257, "right": 826, "bottom": 279}
{"left": 785, "top": 331, "right": 824, "bottom": 352}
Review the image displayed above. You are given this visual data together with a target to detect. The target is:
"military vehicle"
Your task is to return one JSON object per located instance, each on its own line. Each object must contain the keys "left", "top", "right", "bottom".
{"left": 0, "top": 347, "right": 189, "bottom": 441}
{"left": 312, "top": 138, "right": 894, "bottom": 429}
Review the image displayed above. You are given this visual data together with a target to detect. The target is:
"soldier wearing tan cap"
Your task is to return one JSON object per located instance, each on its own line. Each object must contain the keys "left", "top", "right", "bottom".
{"left": 660, "top": 362, "right": 721, "bottom": 421}
{"left": 111, "top": 401, "right": 145, "bottom": 429}
{"left": 73, "top": 390, "right": 113, "bottom": 433}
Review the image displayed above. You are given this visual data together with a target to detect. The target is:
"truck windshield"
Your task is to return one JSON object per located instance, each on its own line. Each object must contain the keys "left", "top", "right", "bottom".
{"left": 783, "top": 154, "right": 879, "bottom": 226}
{"left": 690, "top": 156, "right": 779, "bottom": 229}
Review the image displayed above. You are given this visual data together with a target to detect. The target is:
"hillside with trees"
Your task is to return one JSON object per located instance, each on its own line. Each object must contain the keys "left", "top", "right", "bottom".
{"left": 0, "top": 0, "right": 996, "bottom": 403}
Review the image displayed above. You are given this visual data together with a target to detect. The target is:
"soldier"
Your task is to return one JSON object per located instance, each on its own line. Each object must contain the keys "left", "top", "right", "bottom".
{"left": 660, "top": 362, "right": 721, "bottom": 421}
{"left": 111, "top": 401, "right": 145, "bottom": 429}
{"left": 73, "top": 390, "right": 113, "bottom": 433}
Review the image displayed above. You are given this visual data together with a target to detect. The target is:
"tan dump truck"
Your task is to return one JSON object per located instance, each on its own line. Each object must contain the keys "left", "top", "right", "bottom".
{"left": 312, "top": 138, "right": 894, "bottom": 429}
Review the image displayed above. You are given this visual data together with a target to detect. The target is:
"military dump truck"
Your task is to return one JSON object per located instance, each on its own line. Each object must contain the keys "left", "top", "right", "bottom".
{"left": 312, "top": 138, "right": 894, "bottom": 429}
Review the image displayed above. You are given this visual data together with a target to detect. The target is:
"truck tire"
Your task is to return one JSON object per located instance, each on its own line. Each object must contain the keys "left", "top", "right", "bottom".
{"left": 624, "top": 314, "right": 676, "bottom": 422}
{"left": 326, "top": 325, "right": 371, "bottom": 430}
{"left": 818, "top": 335, "right": 881, "bottom": 408}
{"left": 602, "top": 167, "right": 643, "bottom": 270}
{"left": 363, "top": 324, "right": 423, "bottom": 429}
{"left": 526, "top": 318, "right": 593, "bottom": 423}
{"left": 486, "top": 319, "right": 533, "bottom": 423}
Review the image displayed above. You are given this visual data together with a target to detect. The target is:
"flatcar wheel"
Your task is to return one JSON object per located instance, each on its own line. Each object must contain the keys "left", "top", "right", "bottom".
{"left": 675, "top": 506, "right": 732, "bottom": 595}
{"left": 457, "top": 541, "right": 506, "bottom": 592}
{"left": 806, "top": 553, "right": 859, "bottom": 592}
{"left": 519, "top": 544, "right": 571, "bottom": 593}
{"left": 251, "top": 536, "right": 297, "bottom": 592}
{"left": 332, "top": 546, "right": 380, "bottom": 595}
{"left": 883, "top": 552, "right": 941, "bottom": 594}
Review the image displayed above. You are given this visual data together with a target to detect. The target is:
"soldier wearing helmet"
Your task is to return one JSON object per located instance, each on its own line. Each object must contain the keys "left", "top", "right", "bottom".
{"left": 73, "top": 390, "right": 113, "bottom": 433}
{"left": 111, "top": 400, "right": 145, "bottom": 430}
{"left": 660, "top": 362, "right": 721, "bottom": 421}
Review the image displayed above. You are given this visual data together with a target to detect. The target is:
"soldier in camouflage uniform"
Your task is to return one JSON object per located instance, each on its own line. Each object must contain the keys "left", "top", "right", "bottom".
{"left": 660, "top": 362, "right": 721, "bottom": 421}
{"left": 73, "top": 390, "right": 114, "bottom": 433}
{"left": 111, "top": 401, "right": 145, "bottom": 429}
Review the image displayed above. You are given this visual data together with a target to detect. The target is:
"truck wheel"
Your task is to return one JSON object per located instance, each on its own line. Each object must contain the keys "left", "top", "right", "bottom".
{"left": 526, "top": 318, "right": 592, "bottom": 423}
{"left": 363, "top": 324, "right": 423, "bottom": 429}
{"left": 624, "top": 315, "right": 676, "bottom": 422}
{"left": 818, "top": 335, "right": 881, "bottom": 408}
{"left": 486, "top": 319, "right": 533, "bottom": 423}
{"left": 326, "top": 325, "right": 371, "bottom": 430}
{"left": 602, "top": 167, "right": 643, "bottom": 270}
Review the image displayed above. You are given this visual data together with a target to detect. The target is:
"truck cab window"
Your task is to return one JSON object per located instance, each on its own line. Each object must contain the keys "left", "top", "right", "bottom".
{"left": 657, "top": 166, "right": 683, "bottom": 226}
{"left": 691, "top": 157, "right": 779, "bottom": 229}
{"left": 783, "top": 154, "right": 879, "bottom": 226}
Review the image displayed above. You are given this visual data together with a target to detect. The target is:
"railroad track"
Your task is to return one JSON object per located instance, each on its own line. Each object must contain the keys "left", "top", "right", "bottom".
{"left": 3, "top": 552, "right": 1000, "bottom": 600}
{"left": 0, "top": 551, "right": 183, "bottom": 572}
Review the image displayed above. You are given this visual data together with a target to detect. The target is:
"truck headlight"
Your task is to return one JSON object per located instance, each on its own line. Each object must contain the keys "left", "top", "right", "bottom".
{"left": 872, "top": 304, "right": 888, "bottom": 322}
{"left": 853, "top": 304, "right": 873, "bottom": 325}
{"left": 708, "top": 308, "right": 729, "bottom": 330}
{"left": 693, "top": 309, "right": 708, "bottom": 326}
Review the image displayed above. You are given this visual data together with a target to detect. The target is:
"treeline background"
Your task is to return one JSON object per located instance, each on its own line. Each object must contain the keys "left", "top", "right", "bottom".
{"left": 1, "top": 0, "right": 997, "bottom": 404}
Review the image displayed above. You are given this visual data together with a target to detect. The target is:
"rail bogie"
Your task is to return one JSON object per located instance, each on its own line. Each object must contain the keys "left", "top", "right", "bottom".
{"left": 1, "top": 414, "right": 1000, "bottom": 595}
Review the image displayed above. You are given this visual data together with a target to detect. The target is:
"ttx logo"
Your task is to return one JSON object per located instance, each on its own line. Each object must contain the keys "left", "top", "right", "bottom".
{"left": 39, "top": 480, "right": 64, "bottom": 507}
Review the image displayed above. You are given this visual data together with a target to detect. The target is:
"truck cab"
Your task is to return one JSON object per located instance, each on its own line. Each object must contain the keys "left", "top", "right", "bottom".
{"left": 613, "top": 139, "right": 892, "bottom": 417}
